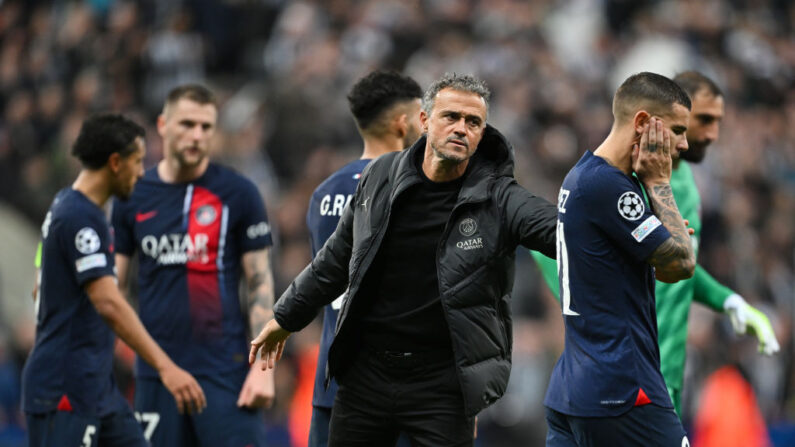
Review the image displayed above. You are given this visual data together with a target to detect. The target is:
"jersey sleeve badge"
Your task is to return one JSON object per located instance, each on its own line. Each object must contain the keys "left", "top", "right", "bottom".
{"left": 75, "top": 227, "right": 101, "bottom": 254}
{"left": 617, "top": 191, "right": 645, "bottom": 221}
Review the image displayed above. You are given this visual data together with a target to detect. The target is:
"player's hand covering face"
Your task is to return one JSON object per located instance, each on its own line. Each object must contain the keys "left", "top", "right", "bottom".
{"left": 633, "top": 115, "right": 683, "bottom": 183}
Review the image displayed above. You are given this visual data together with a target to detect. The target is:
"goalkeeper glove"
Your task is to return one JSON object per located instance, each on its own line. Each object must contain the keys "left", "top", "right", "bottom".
{"left": 723, "top": 294, "right": 780, "bottom": 355}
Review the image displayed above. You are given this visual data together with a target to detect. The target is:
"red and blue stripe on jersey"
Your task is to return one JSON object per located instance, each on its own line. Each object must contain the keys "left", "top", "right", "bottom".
{"left": 185, "top": 184, "right": 225, "bottom": 340}
{"left": 112, "top": 164, "right": 271, "bottom": 378}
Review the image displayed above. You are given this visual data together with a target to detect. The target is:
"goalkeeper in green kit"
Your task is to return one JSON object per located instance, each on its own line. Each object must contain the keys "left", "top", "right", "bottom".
{"left": 533, "top": 71, "right": 780, "bottom": 415}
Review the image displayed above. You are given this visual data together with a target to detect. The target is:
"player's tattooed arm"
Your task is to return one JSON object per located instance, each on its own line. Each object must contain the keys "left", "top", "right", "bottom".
{"left": 243, "top": 248, "right": 275, "bottom": 336}
{"left": 240, "top": 248, "right": 276, "bottom": 407}
{"left": 645, "top": 183, "right": 695, "bottom": 282}
{"left": 633, "top": 117, "right": 694, "bottom": 282}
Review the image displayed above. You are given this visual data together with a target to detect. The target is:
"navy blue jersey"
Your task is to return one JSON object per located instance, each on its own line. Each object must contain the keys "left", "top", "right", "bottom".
{"left": 111, "top": 163, "right": 272, "bottom": 378}
{"left": 544, "top": 151, "right": 674, "bottom": 417}
{"left": 307, "top": 158, "right": 369, "bottom": 408}
{"left": 22, "top": 188, "right": 126, "bottom": 416}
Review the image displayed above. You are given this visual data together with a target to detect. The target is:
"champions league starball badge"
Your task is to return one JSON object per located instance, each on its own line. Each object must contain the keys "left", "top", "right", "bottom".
{"left": 617, "top": 191, "right": 645, "bottom": 221}
{"left": 75, "top": 227, "right": 101, "bottom": 254}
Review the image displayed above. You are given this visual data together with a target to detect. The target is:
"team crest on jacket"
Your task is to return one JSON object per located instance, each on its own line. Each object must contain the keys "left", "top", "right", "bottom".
{"left": 195, "top": 205, "right": 217, "bottom": 225}
{"left": 459, "top": 218, "right": 478, "bottom": 236}
{"left": 617, "top": 191, "right": 644, "bottom": 221}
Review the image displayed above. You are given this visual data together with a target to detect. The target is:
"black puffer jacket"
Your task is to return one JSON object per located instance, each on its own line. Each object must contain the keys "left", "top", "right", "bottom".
{"left": 274, "top": 125, "right": 557, "bottom": 416}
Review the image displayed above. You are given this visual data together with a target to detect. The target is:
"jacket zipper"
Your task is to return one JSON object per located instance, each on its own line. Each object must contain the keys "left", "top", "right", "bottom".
{"left": 434, "top": 195, "right": 493, "bottom": 416}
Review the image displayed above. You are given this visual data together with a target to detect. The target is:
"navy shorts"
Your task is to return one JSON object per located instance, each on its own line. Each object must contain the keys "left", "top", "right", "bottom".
{"left": 134, "top": 373, "right": 266, "bottom": 447}
{"left": 27, "top": 398, "right": 146, "bottom": 447}
{"left": 546, "top": 405, "right": 689, "bottom": 447}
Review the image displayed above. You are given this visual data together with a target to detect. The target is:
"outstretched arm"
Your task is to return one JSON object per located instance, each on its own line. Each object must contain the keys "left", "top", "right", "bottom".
{"left": 250, "top": 177, "right": 361, "bottom": 369}
{"left": 502, "top": 183, "right": 557, "bottom": 258}
{"left": 273, "top": 185, "right": 358, "bottom": 332}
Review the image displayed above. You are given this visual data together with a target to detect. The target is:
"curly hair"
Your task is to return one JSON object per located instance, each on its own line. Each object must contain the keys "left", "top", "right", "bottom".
{"left": 347, "top": 71, "right": 422, "bottom": 132}
{"left": 72, "top": 114, "right": 145, "bottom": 170}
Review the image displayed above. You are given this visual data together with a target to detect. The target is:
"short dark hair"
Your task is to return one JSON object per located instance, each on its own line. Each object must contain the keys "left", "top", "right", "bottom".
{"left": 613, "top": 72, "right": 692, "bottom": 124}
{"left": 72, "top": 114, "right": 145, "bottom": 169}
{"left": 347, "top": 71, "right": 422, "bottom": 131}
{"left": 423, "top": 73, "right": 491, "bottom": 117}
{"left": 165, "top": 84, "right": 217, "bottom": 108}
{"left": 673, "top": 71, "right": 723, "bottom": 98}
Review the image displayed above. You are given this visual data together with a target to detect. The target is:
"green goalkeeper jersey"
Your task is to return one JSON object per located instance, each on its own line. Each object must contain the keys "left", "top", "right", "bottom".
{"left": 533, "top": 161, "right": 735, "bottom": 411}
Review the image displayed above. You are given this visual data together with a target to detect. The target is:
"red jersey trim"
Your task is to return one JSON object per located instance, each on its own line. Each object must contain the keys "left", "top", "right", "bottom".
{"left": 634, "top": 387, "right": 652, "bottom": 406}
{"left": 56, "top": 394, "right": 73, "bottom": 412}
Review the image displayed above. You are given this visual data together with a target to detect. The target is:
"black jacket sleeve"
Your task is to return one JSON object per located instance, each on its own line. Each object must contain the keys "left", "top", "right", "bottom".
{"left": 500, "top": 179, "right": 558, "bottom": 258}
{"left": 273, "top": 185, "right": 358, "bottom": 332}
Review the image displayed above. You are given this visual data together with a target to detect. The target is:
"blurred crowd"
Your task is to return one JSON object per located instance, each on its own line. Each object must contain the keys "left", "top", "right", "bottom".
{"left": 0, "top": 0, "right": 792, "bottom": 446}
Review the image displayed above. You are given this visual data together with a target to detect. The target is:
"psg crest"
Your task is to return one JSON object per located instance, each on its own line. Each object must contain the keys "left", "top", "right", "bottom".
{"left": 196, "top": 205, "right": 217, "bottom": 226}
{"left": 459, "top": 218, "right": 478, "bottom": 236}
{"left": 617, "top": 191, "right": 644, "bottom": 221}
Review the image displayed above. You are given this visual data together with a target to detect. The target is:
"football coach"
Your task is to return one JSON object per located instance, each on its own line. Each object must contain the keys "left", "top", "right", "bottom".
{"left": 250, "top": 73, "right": 557, "bottom": 447}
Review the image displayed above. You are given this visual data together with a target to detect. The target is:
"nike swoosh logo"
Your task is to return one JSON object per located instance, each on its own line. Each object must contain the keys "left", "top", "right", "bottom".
{"left": 135, "top": 210, "right": 158, "bottom": 222}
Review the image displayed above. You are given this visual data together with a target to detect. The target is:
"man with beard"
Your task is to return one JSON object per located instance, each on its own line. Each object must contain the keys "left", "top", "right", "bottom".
{"left": 112, "top": 85, "right": 275, "bottom": 446}
{"left": 251, "top": 73, "right": 558, "bottom": 446}
{"left": 532, "top": 71, "right": 779, "bottom": 415}
{"left": 544, "top": 72, "right": 695, "bottom": 446}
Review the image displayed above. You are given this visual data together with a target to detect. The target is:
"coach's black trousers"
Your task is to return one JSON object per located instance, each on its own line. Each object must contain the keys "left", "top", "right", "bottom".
{"left": 328, "top": 346, "right": 474, "bottom": 447}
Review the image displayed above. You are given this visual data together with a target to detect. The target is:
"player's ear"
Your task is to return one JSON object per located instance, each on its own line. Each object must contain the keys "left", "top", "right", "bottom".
{"left": 156, "top": 114, "right": 167, "bottom": 137}
{"left": 633, "top": 110, "right": 650, "bottom": 135}
{"left": 394, "top": 113, "right": 408, "bottom": 139}
{"left": 419, "top": 109, "right": 429, "bottom": 134}
{"left": 107, "top": 152, "right": 122, "bottom": 174}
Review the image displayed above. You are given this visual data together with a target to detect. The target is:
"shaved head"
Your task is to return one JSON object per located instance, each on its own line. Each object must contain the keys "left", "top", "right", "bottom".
{"left": 613, "top": 72, "right": 692, "bottom": 125}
